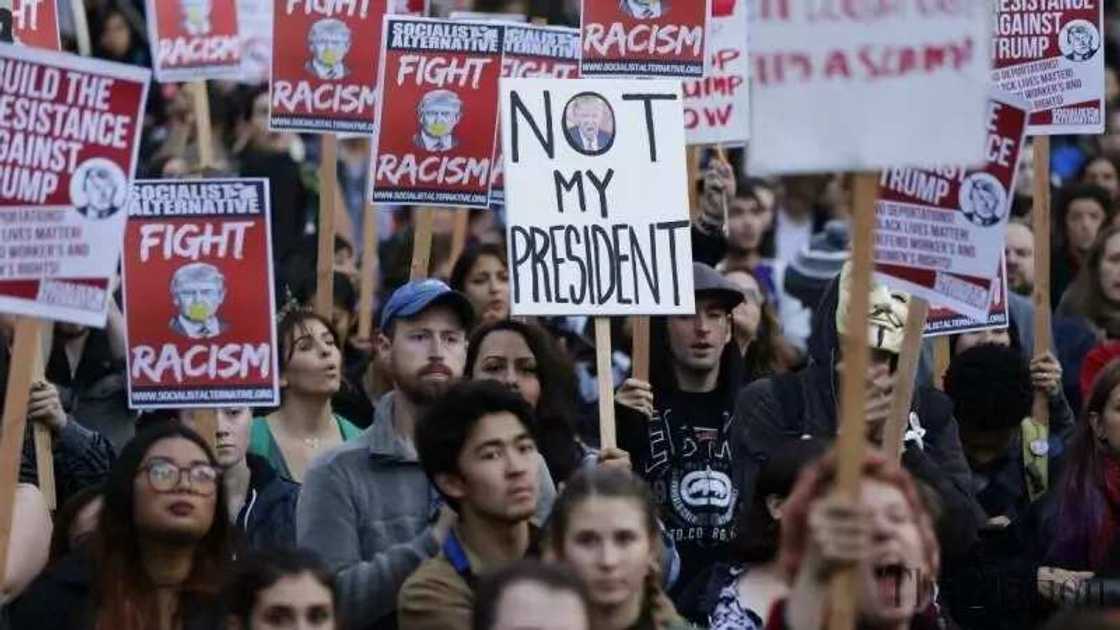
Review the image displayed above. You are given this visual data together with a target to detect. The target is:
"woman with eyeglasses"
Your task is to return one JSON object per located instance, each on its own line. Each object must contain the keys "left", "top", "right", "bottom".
{"left": 11, "top": 423, "right": 231, "bottom": 630}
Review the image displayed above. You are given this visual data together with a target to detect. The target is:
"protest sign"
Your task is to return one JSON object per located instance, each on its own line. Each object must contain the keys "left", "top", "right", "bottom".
{"left": 450, "top": 10, "right": 525, "bottom": 21}
{"left": 580, "top": 0, "right": 709, "bottom": 78}
{"left": 500, "top": 77, "right": 695, "bottom": 316}
{"left": 398, "top": 0, "right": 425, "bottom": 13}
{"left": 684, "top": 0, "right": 747, "bottom": 146}
{"left": 992, "top": 0, "right": 1104, "bottom": 134}
{"left": 270, "top": 0, "right": 387, "bottom": 134}
{"left": 874, "top": 91, "right": 1028, "bottom": 319}
{"left": 488, "top": 24, "right": 580, "bottom": 203}
{"left": 923, "top": 260, "right": 1010, "bottom": 336}
{"left": 238, "top": 0, "right": 272, "bottom": 83}
{"left": 146, "top": 0, "right": 242, "bottom": 82}
{"left": 0, "top": 44, "right": 150, "bottom": 326}
{"left": 748, "top": 0, "right": 990, "bottom": 174}
{"left": 370, "top": 17, "right": 503, "bottom": 207}
{"left": 2, "top": 0, "right": 60, "bottom": 49}
{"left": 122, "top": 178, "right": 279, "bottom": 409}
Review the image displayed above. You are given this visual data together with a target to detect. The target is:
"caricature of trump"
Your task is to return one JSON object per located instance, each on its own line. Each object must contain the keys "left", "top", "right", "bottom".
{"left": 169, "top": 263, "right": 231, "bottom": 340}
{"left": 179, "top": 0, "right": 212, "bottom": 36}
{"left": 307, "top": 18, "right": 351, "bottom": 80}
{"left": 413, "top": 89, "right": 462, "bottom": 152}
{"left": 620, "top": 0, "right": 665, "bottom": 19}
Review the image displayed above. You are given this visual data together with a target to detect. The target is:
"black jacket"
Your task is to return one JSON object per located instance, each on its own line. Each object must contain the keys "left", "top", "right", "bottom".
{"left": 237, "top": 453, "right": 300, "bottom": 552}
{"left": 731, "top": 275, "right": 983, "bottom": 561}
{"left": 9, "top": 549, "right": 225, "bottom": 630}
{"left": 19, "top": 417, "right": 114, "bottom": 509}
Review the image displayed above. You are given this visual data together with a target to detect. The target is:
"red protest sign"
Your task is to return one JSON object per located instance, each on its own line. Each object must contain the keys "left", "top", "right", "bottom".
{"left": 0, "top": 44, "right": 150, "bottom": 326}
{"left": 370, "top": 17, "right": 503, "bottom": 208}
{"left": 488, "top": 24, "right": 579, "bottom": 204}
{"left": 993, "top": 0, "right": 1104, "bottom": 135}
{"left": 11, "top": 0, "right": 60, "bottom": 50}
{"left": 580, "top": 0, "right": 710, "bottom": 78}
{"left": 924, "top": 259, "right": 1010, "bottom": 337}
{"left": 270, "top": 0, "right": 387, "bottom": 134}
{"left": 146, "top": 0, "right": 242, "bottom": 82}
{"left": 875, "top": 90, "right": 1029, "bottom": 320}
{"left": 123, "top": 179, "right": 279, "bottom": 408}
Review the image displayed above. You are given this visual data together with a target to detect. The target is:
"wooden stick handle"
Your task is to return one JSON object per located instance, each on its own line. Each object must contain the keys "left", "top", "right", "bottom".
{"left": 1031, "top": 137, "right": 1052, "bottom": 427}
{"left": 32, "top": 320, "right": 54, "bottom": 510}
{"left": 410, "top": 208, "right": 435, "bottom": 281}
{"left": 687, "top": 146, "right": 702, "bottom": 221}
{"left": 883, "top": 297, "right": 929, "bottom": 463}
{"left": 316, "top": 134, "right": 338, "bottom": 318}
{"left": 630, "top": 316, "right": 650, "bottom": 382}
{"left": 932, "top": 336, "right": 949, "bottom": 390}
{"left": 595, "top": 318, "right": 616, "bottom": 450}
{"left": 450, "top": 211, "right": 469, "bottom": 265}
{"left": 828, "top": 172, "right": 879, "bottom": 630}
{"left": 357, "top": 202, "right": 378, "bottom": 340}
{"left": 0, "top": 318, "right": 45, "bottom": 574}
{"left": 190, "top": 81, "right": 214, "bottom": 169}
{"left": 70, "top": 0, "right": 91, "bottom": 56}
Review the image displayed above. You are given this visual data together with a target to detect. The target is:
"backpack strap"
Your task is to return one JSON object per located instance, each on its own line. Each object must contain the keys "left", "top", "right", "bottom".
{"left": 442, "top": 529, "right": 476, "bottom": 590}
{"left": 1021, "top": 416, "right": 1049, "bottom": 502}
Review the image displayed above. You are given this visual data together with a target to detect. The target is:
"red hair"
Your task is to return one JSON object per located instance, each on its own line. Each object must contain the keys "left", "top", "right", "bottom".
{"left": 776, "top": 449, "right": 940, "bottom": 587}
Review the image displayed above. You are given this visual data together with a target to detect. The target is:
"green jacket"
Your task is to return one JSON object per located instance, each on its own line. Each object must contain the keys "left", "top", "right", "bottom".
{"left": 249, "top": 414, "right": 362, "bottom": 482}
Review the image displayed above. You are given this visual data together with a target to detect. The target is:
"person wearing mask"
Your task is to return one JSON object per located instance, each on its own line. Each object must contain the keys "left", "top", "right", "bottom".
{"left": 734, "top": 264, "right": 982, "bottom": 563}
{"left": 398, "top": 381, "right": 542, "bottom": 629}
{"left": 547, "top": 467, "right": 694, "bottom": 630}
{"left": 677, "top": 438, "right": 827, "bottom": 628}
{"left": 473, "top": 561, "right": 592, "bottom": 630}
{"left": 11, "top": 423, "right": 230, "bottom": 630}
{"left": 1006, "top": 219, "right": 1036, "bottom": 296}
{"left": 180, "top": 407, "right": 299, "bottom": 551}
{"left": 615, "top": 262, "right": 745, "bottom": 596}
{"left": 450, "top": 243, "right": 511, "bottom": 326}
{"left": 1051, "top": 184, "right": 1114, "bottom": 309}
{"left": 251, "top": 308, "right": 362, "bottom": 483}
{"left": 764, "top": 451, "right": 948, "bottom": 630}
{"left": 297, "top": 279, "right": 556, "bottom": 630}
{"left": 225, "top": 549, "right": 339, "bottom": 630}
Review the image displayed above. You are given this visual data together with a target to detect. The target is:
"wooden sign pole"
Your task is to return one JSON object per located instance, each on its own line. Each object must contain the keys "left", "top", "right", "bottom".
{"left": 828, "top": 172, "right": 878, "bottom": 630}
{"left": 315, "top": 135, "right": 339, "bottom": 317}
{"left": 1031, "top": 137, "right": 1052, "bottom": 427}
{"left": 450, "top": 211, "right": 470, "bottom": 265}
{"left": 357, "top": 202, "right": 379, "bottom": 340}
{"left": 190, "top": 81, "right": 214, "bottom": 169}
{"left": 31, "top": 324, "right": 55, "bottom": 509}
{"left": 883, "top": 297, "right": 929, "bottom": 463}
{"left": 0, "top": 318, "right": 45, "bottom": 574}
{"left": 595, "top": 318, "right": 616, "bottom": 449}
{"left": 687, "top": 146, "right": 702, "bottom": 220}
{"left": 70, "top": 0, "right": 91, "bottom": 56}
{"left": 932, "top": 337, "right": 950, "bottom": 390}
{"left": 193, "top": 408, "right": 218, "bottom": 453}
{"left": 410, "top": 208, "right": 435, "bottom": 281}
{"left": 630, "top": 316, "right": 650, "bottom": 382}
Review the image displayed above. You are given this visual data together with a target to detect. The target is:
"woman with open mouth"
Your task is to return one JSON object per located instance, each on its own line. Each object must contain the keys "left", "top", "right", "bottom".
{"left": 763, "top": 450, "right": 946, "bottom": 630}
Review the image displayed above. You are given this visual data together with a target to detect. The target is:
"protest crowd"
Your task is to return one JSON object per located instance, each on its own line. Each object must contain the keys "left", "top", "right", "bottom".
{"left": 8, "top": 0, "right": 1120, "bottom": 629}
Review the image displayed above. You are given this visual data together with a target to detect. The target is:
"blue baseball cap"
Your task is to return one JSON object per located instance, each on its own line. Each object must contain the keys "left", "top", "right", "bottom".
{"left": 380, "top": 279, "right": 475, "bottom": 331}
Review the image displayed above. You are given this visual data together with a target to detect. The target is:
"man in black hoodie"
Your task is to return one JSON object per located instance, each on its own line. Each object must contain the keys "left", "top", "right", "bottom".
{"left": 733, "top": 263, "right": 983, "bottom": 561}
{"left": 179, "top": 407, "right": 299, "bottom": 551}
{"left": 616, "top": 262, "right": 745, "bottom": 597}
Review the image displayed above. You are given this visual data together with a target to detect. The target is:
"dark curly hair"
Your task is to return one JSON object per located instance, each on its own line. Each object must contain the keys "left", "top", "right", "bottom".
{"left": 943, "top": 343, "right": 1033, "bottom": 432}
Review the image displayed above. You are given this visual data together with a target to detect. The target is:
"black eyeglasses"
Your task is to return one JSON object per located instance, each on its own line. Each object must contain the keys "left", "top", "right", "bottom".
{"left": 138, "top": 459, "right": 219, "bottom": 496}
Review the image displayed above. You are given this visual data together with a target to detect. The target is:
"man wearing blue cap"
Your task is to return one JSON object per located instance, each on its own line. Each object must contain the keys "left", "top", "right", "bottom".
{"left": 297, "top": 279, "right": 556, "bottom": 630}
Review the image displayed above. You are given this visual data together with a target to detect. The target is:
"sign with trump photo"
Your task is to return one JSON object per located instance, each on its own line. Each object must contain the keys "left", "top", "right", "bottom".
{"left": 500, "top": 78, "right": 695, "bottom": 316}
{"left": 122, "top": 179, "right": 279, "bottom": 408}
{"left": 146, "top": 0, "right": 242, "bottom": 82}
{"left": 580, "top": 0, "right": 710, "bottom": 78}
{"left": 0, "top": 44, "right": 149, "bottom": 327}
{"left": 270, "top": 0, "right": 397, "bottom": 134}
{"left": 370, "top": 17, "right": 504, "bottom": 207}
{"left": 874, "top": 91, "right": 1029, "bottom": 320}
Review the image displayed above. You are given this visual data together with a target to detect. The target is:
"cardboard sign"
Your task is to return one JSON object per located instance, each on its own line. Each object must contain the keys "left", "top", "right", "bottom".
{"left": 123, "top": 179, "right": 279, "bottom": 408}
{"left": 992, "top": 0, "right": 1104, "bottom": 135}
{"left": 238, "top": 0, "right": 273, "bottom": 83}
{"left": 748, "top": 0, "right": 990, "bottom": 174}
{"left": 2, "top": 0, "right": 60, "bottom": 50}
{"left": 0, "top": 44, "right": 150, "bottom": 326}
{"left": 500, "top": 78, "right": 695, "bottom": 316}
{"left": 923, "top": 259, "right": 1010, "bottom": 336}
{"left": 684, "top": 0, "right": 747, "bottom": 146}
{"left": 488, "top": 24, "right": 580, "bottom": 204}
{"left": 270, "top": 0, "right": 387, "bottom": 134}
{"left": 580, "top": 0, "right": 710, "bottom": 78}
{"left": 875, "top": 91, "right": 1029, "bottom": 320}
{"left": 147, "top": 0, "right": 242, "bottom": 82}
{"left": 370, "top": 17, "right": 503, "bottom": 207}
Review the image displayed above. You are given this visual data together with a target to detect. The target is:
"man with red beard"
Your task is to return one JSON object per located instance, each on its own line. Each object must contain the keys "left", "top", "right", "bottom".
{"left": 297, "top": 279, "right": 557, "bottom": 630}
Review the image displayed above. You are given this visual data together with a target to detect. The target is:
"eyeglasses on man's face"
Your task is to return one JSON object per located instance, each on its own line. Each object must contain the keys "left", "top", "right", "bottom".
{"left": 137, "top": 458, "right": 219, "bottom": 495}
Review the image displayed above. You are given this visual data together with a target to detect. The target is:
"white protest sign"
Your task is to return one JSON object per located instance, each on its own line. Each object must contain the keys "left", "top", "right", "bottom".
{"left": 685, "top": 0, "right": 749, "bottom": 146}
{"left": 747, "top": 0, "right": 991, "bottom": 174}
{"left": 500, "top": 78, "right": 695, "bottom": 316}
